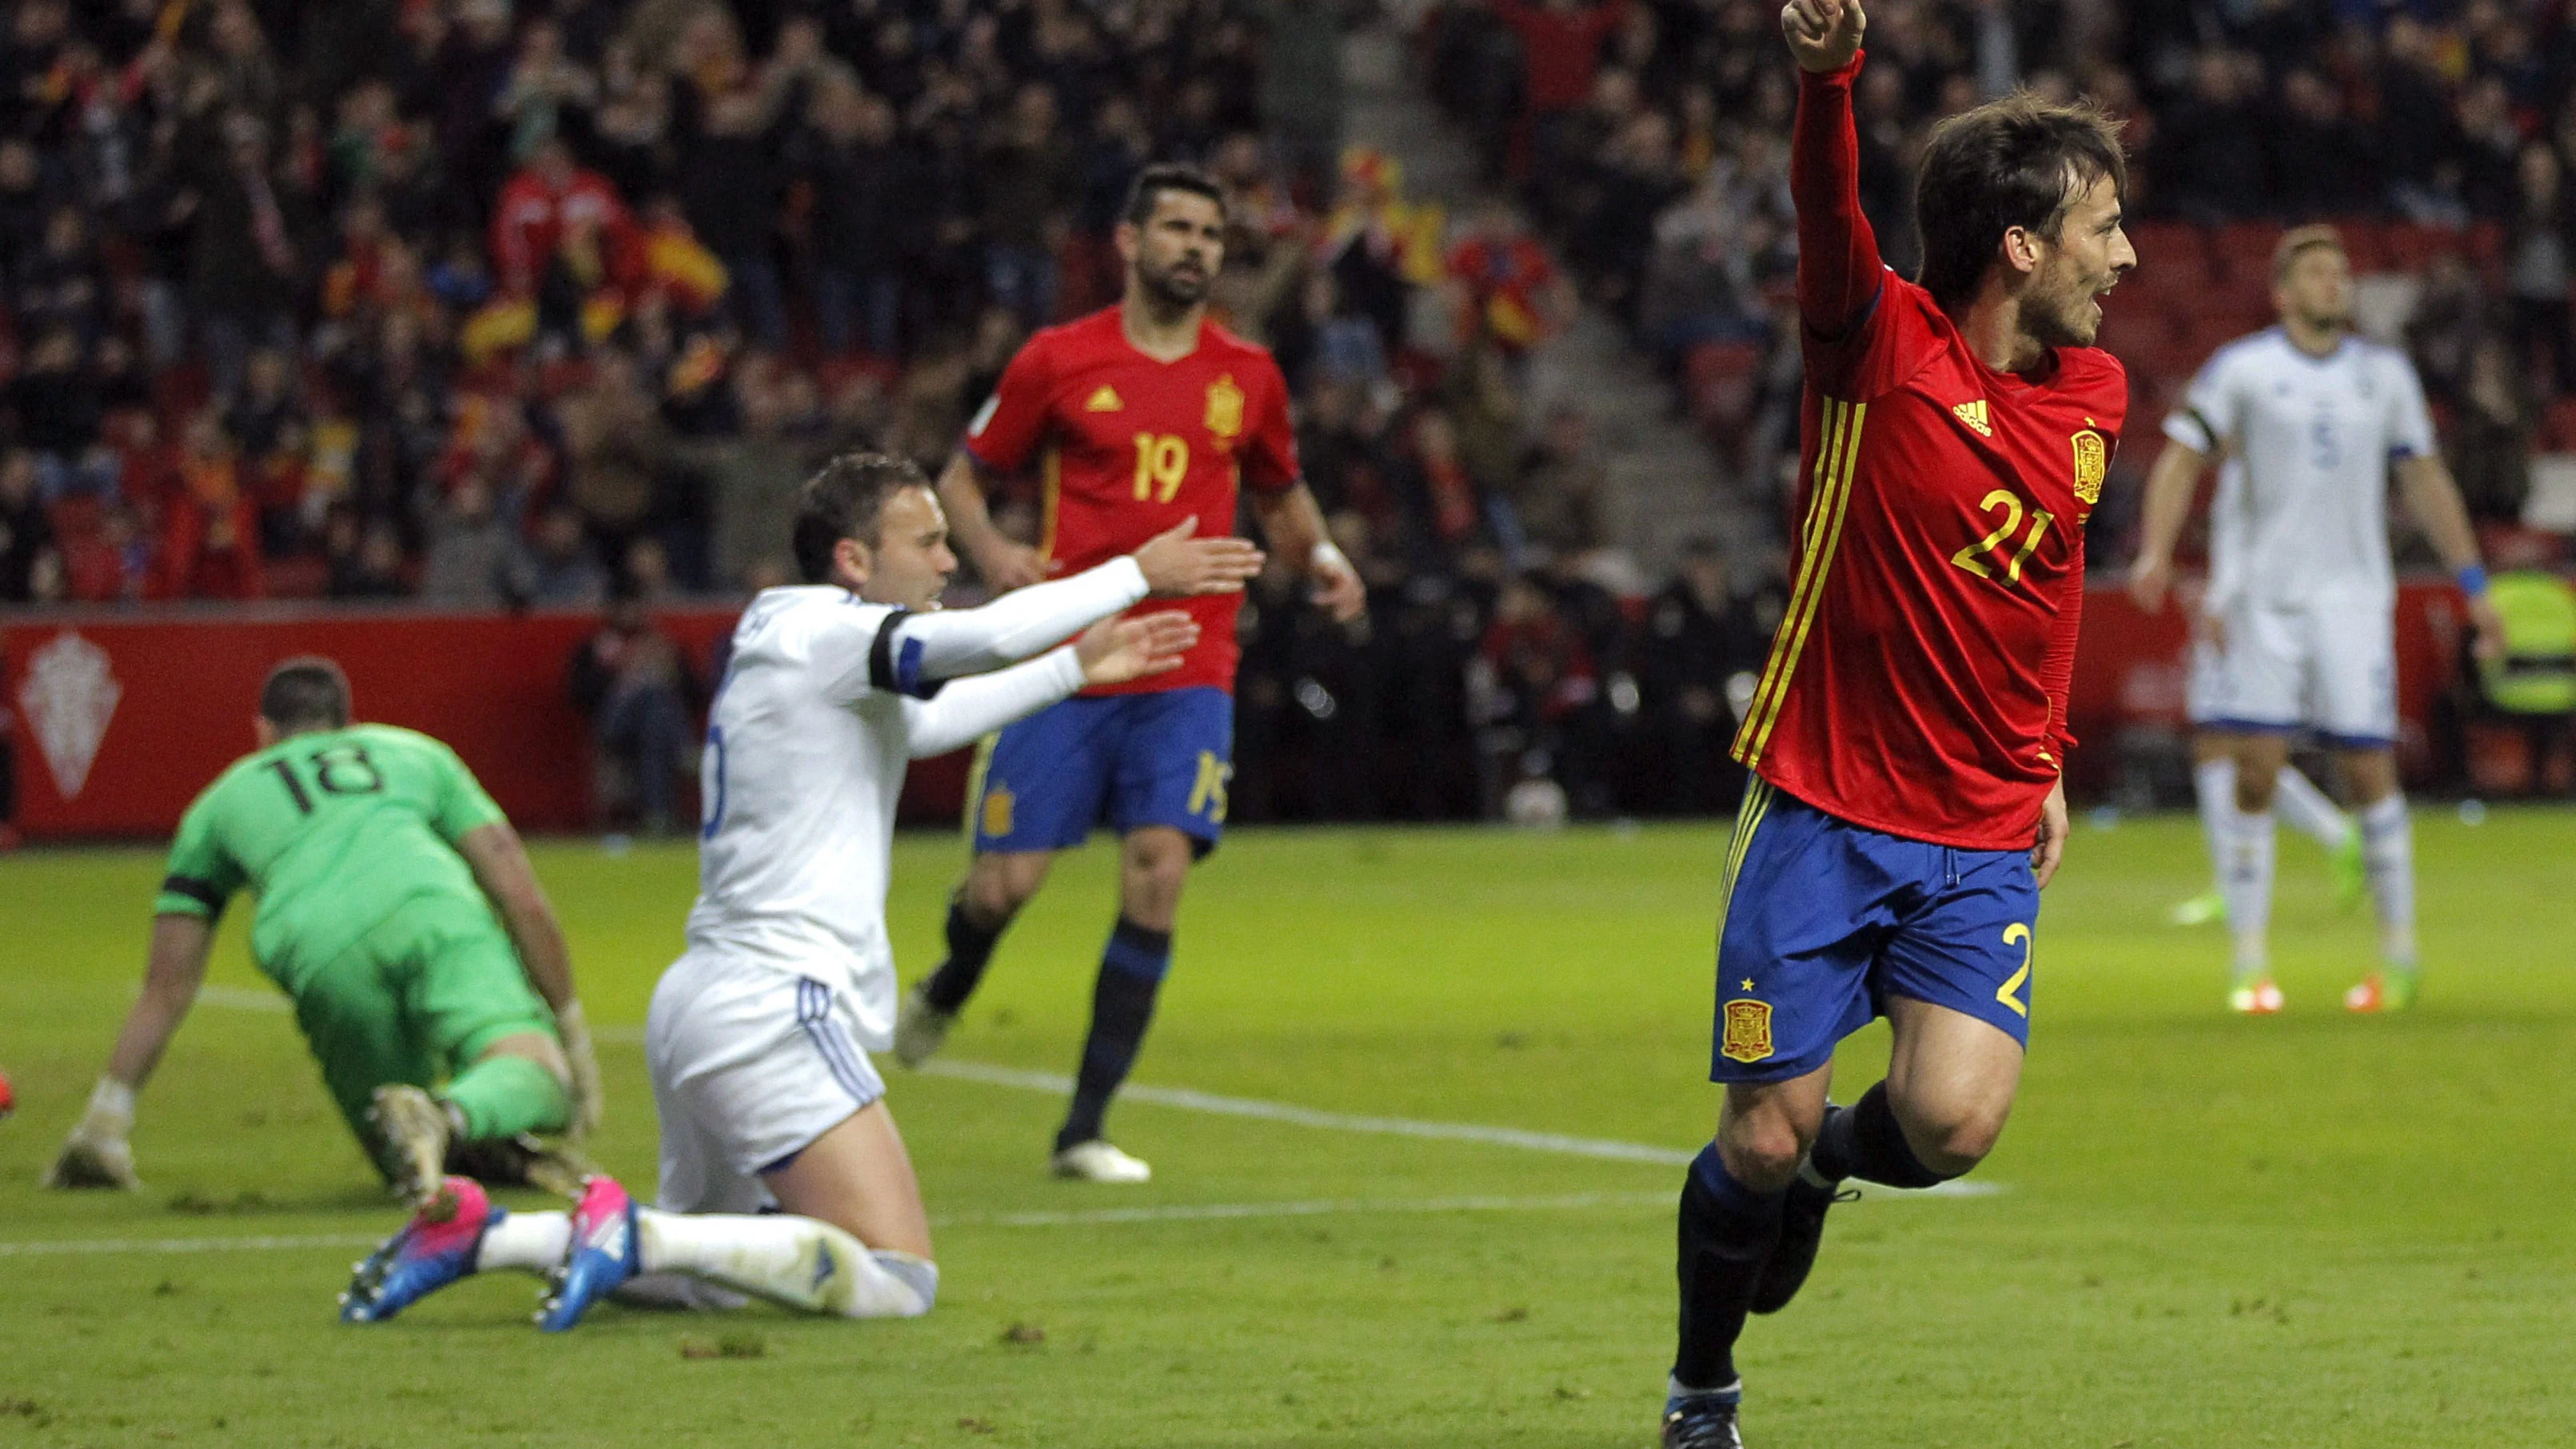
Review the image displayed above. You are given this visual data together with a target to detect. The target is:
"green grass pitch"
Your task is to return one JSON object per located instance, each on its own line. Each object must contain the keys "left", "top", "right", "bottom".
{"left": 2, "top": 812, "right": 2572, "bottom": 1447}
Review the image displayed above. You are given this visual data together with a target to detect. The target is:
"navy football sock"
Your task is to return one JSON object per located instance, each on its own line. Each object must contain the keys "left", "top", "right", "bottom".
{"left": 1673, "top": 1143, "right": 1786, "bottom": 1392}
{"left": 1055, "top": 918, "right": 1170, "bottom": 1152}
{"left": 1809, "top": 1081, "right": 1949, "bottom": 1188}
{"left": 922, "top": 896, "right": 1007, "bottom": 1014}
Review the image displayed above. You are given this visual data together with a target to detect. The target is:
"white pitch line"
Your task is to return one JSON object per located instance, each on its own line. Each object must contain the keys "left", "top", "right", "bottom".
{"left": 184, "top": 991, "right": 1997, "bottom": 1198}
{"left": 920, "top": 1059, "right": 1696, "bottom": 1167}
{"left": 0, "top": 1193, "right": 1676, "bottom": 1258}
{"left": 0, "top": 1232, "right": 381, "bottom": 1258}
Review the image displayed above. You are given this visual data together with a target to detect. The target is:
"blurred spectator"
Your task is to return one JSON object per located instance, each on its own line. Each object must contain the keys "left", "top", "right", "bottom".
{"left": 2507, "top": 142, "right": 2575, "bottom": 396}
{"left": 2, "top": 329, "right": 115, "bottom": 501}
{"left": 567, "top": 590, "right": 701, "bottom": 834}
{"left": 419, "top": 477, "right": 515, "bottom": 609}
{"left": 325, "top": 509, "right": 410, "bottom": 600}
{"left": 1473, "top": 572, "right": 1610, "bottom": 819}
{"left": 979, "top": 83, "right": 1078, "bottom": 334}
{"left": 510, "top": 502, "right": 610, "bottom": 607}
{"left": 1445, "top": 199, "right": 1573, "bottom": 369}
{"left": 1639, "top": 541, "right": 1780, "bottom": 814}
{"left": 794, "top": 82, "right": 919, "bottom": 358}
{"left": 0, "top": 450, "right": 62, "bottom": 603}
{"left": 181, "top": 113, "right": 308, "bottom": 401}
{"left": 1505, "top": 404, "right": 1610, "bottom": 564}
{"left": 158, "top": 412, "right": 264, "bottom": 601}
{"left": 488, "top": 135, "right": 640, "bottom": 353}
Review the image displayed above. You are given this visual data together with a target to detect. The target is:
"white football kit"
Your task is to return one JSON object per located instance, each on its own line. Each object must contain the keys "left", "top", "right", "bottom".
{"left": 648, "top": 560, "right": 1150, "bottom": 1212}
{"left": 2166, "top": 328, "right": 2436, "bottom": 744}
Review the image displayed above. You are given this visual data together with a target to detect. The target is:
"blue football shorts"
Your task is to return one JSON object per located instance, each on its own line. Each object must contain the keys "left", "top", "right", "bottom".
{"left": 1709, "top": 778, "right": 2040, "bottom": 1084}
{"left": 970, "top": 687, "right": 1234, "bottom": 856}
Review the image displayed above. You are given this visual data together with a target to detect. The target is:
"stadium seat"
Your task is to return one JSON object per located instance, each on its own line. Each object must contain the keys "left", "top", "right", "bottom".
{"left": 2381, "top": 222, "right": 2466, "bottom": 274}
{"left": 1685, "top": 341, "right": 1764, "bottom": 445}
{"left": 2213, "top": 222, "right": 2287, "bottom": 286}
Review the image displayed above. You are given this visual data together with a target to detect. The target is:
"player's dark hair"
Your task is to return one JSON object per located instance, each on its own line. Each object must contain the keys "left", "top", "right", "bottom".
{"left": 259, "top": 657, "right": 351, "bottom": 733}
{"left": 1121, "top": 162, "right": 1227, "bottom": 229}
{"left": 792, "top": 452, "right": 927, "bottom": 583}
{"left": 1914, "top": 94, "right": 2127, "bottom": 312}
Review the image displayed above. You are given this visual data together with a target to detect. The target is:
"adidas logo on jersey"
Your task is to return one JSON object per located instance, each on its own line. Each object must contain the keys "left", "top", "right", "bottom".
{"left": 1084, "top": 385, "right": 1124, "bottom": 413}
{"left": 1951, "top": 399, "right": 1992, "bottom": 437}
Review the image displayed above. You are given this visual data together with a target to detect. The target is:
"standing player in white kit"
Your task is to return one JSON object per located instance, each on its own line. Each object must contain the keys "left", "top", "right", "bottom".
{"left": 2130, "top": 226, "right": 2503, "bottom": 1013}
{"left": 338, "top": 453, "right": 1259, "bottom": 1329}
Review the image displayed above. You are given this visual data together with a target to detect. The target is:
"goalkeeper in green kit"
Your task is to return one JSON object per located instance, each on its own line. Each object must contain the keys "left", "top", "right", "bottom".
{"left": 47, "top": 657, "right": 604, "bottom": 1207}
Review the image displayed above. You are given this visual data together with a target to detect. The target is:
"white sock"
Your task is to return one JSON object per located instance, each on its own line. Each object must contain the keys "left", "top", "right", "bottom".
{"left": 636, "top": 1208, "right": 937, "bottom": 1318}
{"left": 2193, "top": 756, "right": 2236, "bottom": 891}
{"left": 2225, "top": 806, "right": 2275, "bottom": 976}
{"left": 2358, "top": 794, "right": 2417, "bottom": 965}
{"left": 475, "top": 1210, "right": 572, "bottom": 1275}
{"left": 2272, "top": 767, "right": 2352, "bottom": 853}
{"left": 614, "top": 1272, "right": 750, "bottom": 1312}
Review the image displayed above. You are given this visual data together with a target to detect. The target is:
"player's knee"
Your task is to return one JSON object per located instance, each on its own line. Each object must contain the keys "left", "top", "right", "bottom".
{"left": 1119, "top": 834, "right": 1191, "bottom": 912}
{"left": 2233, "top": 772, "right": 2279, "bottom": 813}
{"left": 1715, "top": 1116, "right": 1807, "bottom": 1192}
{"left": 1910, "top": 1102, "right": 2008, "bottom": 1176}
{"left": 964, "top": 856, "right": 1045, "bottom": 920}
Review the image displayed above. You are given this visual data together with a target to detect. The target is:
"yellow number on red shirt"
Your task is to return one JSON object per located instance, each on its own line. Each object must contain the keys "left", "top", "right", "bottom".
{"left": 1133, "top": 433, "right": 1189, "bottom": 503}
{"left": 1950, "top": 489, "right": 2056, "bottom": 586}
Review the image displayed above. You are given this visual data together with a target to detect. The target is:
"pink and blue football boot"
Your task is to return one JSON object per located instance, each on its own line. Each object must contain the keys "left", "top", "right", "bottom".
{"left": 340, "top": 1176, "right": 499, "bottom": 1323}
{"left": 537, "top": 1176, "right": 640, "bottom": 1332}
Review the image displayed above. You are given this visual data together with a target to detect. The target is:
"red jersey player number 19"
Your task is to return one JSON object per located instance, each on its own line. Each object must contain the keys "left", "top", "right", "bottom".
{"left": 963, "top": 308, "right": 1300, "bottom": 698}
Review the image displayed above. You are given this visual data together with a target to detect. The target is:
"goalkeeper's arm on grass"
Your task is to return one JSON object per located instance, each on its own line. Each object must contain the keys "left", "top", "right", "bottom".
{"left": 47, "top": 914, "right": 215, "bottom": 1189}
{"left": 457, "top": 821, "right": 603, "bottom": 1139}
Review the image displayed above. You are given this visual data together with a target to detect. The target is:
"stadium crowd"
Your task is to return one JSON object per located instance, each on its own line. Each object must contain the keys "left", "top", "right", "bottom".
{"left": 0, "top": 0, "right": 1773, "bottom": 824}
{"left": 14, "top": 0, "right": 2566, "bottom": 825}
{"left": 1421, "top": 0, "right": 2576, "bottom": 539}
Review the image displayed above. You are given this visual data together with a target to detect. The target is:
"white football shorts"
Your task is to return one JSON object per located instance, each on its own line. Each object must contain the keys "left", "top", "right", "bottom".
{"left": 645, "top": 948, "right": 886, "bottom": 1215}
{"left": 2196, "top": 597, "right": 2399, "bottom": 746}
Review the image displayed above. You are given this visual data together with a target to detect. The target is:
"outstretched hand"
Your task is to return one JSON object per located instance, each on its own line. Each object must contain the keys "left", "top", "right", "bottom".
{"left": 1076, "top": 610, "right": 1202, "bottom": 685}
{"left": 1132, "top": 517, "right": 1266, "bottom": 597}
{"left": 1781, "top": 0, "right": 1865, "bottom": 71}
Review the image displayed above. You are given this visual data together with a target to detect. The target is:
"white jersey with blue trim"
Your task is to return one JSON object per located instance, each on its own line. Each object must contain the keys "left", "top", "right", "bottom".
{"left": 684, "top": 586, "right": 924, "bottom": 1040}
{"left": 2163, "top": 328, "right": 2436, "bottom": 611}
{"left": 679, "top": 561, "right": 1146, "bottom": 1047}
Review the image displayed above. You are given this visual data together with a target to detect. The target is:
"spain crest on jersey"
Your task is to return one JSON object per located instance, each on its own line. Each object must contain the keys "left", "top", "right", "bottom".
{"left": 2072, "top": 429, "right": 2107, "bottom": 505}
{"left": 1205, "top": 374, "right": 1245, "bottom": 441}
{"left": 1719, "top": 999, "right": 1774, "bottom": 1063}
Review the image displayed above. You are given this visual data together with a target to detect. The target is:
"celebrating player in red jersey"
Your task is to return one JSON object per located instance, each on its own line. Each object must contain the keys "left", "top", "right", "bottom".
{"left": 894, "top": 164, "right": 1365, "bottom": 1183}
{"left": 1659, "top": 6, "right": 2135, "bottom": 1446}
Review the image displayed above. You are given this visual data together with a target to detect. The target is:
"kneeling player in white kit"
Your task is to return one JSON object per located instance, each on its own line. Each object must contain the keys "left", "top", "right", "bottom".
{"left": 2131, "top": 226, "right": 2503, "bottom": 1014}
{"left": 340, "top": 453, "right": 1259, "bottom": 1328}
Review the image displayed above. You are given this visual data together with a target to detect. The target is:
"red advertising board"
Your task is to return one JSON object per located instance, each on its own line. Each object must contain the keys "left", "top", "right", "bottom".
{"left": 0, "top": 581, "right": 2480, "bottom": 841}
{"left": 0, "top": 605, "right": 975, "bottom": 841}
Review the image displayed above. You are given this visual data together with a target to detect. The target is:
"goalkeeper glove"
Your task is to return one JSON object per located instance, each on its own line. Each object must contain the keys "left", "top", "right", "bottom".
{"left": 45, "top": 1077, "right": 140, "bottom": 1190}
{"left": 556, "top": 1000, "right": 605, "bottom": 1140}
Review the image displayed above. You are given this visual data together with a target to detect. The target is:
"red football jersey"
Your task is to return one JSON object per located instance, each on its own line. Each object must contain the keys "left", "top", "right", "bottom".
{"left": 1732, "top": 55, "right": 2128, "bottom": 850}
{"left": 963, "top": 308, "right": 1299, "bottom": 695}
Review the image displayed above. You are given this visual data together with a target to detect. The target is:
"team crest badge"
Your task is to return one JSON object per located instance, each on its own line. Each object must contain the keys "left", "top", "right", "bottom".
{"left": 1719, "top": 999, "right": 1774, "bottom": 1064}
{"left": 2071, "top": 429, "right": 2107, "bottom": 505}
{"left": 981, "top": 784, "right": 1015, "bottom": 839}
{"left": 1083, "top": 385, "right": 1123, "bottom": 413}
{"left": 17, "top": 629, "right": 121, "bottom": 800}
{"left": 1950, "top": 398, "right": 1992, "bottom": 437}
{"left": 1204, "top": 374, "right": 1245, "bottom": 441}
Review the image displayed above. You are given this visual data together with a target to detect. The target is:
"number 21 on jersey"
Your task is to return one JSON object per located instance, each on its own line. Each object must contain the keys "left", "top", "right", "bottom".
{"left": 1951, "top": 489, "right": 2054, "bottom": 586}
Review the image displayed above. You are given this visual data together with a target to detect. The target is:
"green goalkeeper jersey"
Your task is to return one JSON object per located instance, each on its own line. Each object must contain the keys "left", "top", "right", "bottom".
{"left": 155, "top": 724, "right": 510, "bottom": 988}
